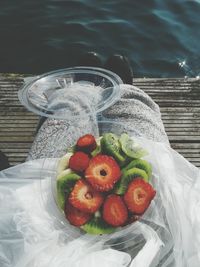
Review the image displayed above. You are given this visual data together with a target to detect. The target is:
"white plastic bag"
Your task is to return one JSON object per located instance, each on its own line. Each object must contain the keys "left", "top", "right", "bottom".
{"left": 0, "top": 138, "right": 200, "bottom": 267}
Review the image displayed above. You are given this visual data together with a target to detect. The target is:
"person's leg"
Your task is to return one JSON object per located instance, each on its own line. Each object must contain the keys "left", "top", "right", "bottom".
{"left": 104, "top": 54, "right": 133, "bottom": 84}
{"left": 29, "top": 53, "right": 168, "bottom": 160}
{"left": 77, "top": 51, "right": 103, "bottom": 67}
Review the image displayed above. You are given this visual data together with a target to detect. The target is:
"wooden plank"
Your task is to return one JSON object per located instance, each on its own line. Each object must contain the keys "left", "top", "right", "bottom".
{"left": 0, "top": 119, "right": 38, "bottom": 124}
{"left": 0, "top": 125, "right": 37, "bottom": 131}
{"left": 162, "top": 115, "right": 200, "bottom": 119}
{"left": 5, "top": 153, "right": 28, "bottom": 158}
{"left": 163, "top": 120, "right": 200, "bottom": 124}
{"left": 0, "top": 107, "right": 28, "bottom": 111}
{"left": 163, "top": 124, "right": 200, "bottom": 128}
{"left": 173, "top": 150, "right": 200, "bottom": 154}
{"left": 0, "top": 136, "right": 34, "bottom": 142}
{"left": 169, "top": 136, "right": 200, "bottom": 141}
{"left": 171, "top": 143, "right": 200, "bottom": 148}
{"left": 8, "top": 157, "right": 26, "bottom": 162}
{"left": 0, "top": 132, "right": 36, "bottom": 137}
{"left": 0, "top": 115, "right": 38, "bottom": 120}
{"left": 0, "top": 143, "right": 32, "bottom": 148}
{"left": 166, "top": 132, "right": 200, "bottom": 136}
{"left": 160, "top": 107, "right": 200, "bottom": 111}
{"left": 0, "top": 127, "right": 36, "bottom": 132}
{"left": 134, "top": 77, "right": 199, "bottom": 82}
{"left": 0, "top": 112, "right": 38, "bottom": 116}
{"left": 1, "top": 148, "right": 30, "bottom": 153}
{"left": 177, "top": 154, "right": 200, "bottom": 159}
{"left": 0, "top": 102, "right": 25, "bottom": 106}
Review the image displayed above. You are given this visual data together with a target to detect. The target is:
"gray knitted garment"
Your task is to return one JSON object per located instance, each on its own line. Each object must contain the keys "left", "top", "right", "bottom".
{"left": 27, "top": 84, "right": 169, "bottom": 160}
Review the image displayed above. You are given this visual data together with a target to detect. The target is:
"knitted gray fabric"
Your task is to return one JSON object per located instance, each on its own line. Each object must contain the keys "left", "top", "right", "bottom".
{"left": 27, "top": 84, "right": 169, "bottom": 160}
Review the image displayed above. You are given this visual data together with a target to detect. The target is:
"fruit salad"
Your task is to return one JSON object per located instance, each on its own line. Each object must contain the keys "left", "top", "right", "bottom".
{"left": 56, "top": 133, "right": 156, "bottom": 235}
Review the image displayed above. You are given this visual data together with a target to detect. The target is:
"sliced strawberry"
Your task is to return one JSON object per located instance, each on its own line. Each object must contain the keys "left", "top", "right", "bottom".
{"left": 76, "top": 134, "right": 97, "bottom": 153}
{"left": 69, "top": 179, "right": 104, "bottom": 213}
{"left": 103, "top": 194, "right": 128, "bottom": 227}
{"left": 69, "top": 151, "right": 90, "bottom": 172}
{"left": 65, "top": 203, "right": 92, "bottom": 226}
{"left": 124, "top": 178, "right": 156, "bottom": 215}
{"left": 85, "top": 155, "right": 121, "bottom": 192}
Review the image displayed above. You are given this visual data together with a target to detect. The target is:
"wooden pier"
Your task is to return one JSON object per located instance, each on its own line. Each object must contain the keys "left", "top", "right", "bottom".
{"left": 0, "top": 74, "right": 199, "bottom": 167}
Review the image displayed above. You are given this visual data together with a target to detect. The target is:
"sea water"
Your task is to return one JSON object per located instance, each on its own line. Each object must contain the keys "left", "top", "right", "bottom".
{"left": 0, "top": 0, "right": 199, "bottom": 77}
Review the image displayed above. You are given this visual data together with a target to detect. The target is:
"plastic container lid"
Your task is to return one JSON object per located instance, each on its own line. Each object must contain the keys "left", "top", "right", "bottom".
{"left": 18, "top": 67, "right": 123, "bottom": 120}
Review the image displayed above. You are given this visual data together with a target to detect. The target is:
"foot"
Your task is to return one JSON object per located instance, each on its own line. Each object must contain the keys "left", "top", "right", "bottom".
{"left": 77, "top": 52, "right": 103, "bottom": 68}
{"left": 0, "top": 151, "right": 10, "bottom": 170}
{"left": 104, "top": 55, "right": 133, "bottom": 84}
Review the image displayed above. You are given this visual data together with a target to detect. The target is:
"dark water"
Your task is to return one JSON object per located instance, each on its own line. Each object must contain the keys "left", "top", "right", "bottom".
{"left": 0, "top": 0, "right": 200, "bottom": 77}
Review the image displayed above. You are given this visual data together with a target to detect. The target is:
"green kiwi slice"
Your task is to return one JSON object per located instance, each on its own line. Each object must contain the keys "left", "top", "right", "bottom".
{"left": 91, "top": 145, "right": 101, "bottom": 157}
{"left": 57, "top": 153, "right": 73, "bottom": 174}
{"left": 122, "top": 159, "right": 152, "bottom": 179}
{"left": 57, "top": 171, "right": 81, "bottom": 210}
{"left": 90, "top": 137, "right": 102, "bottom": 157}
{"left": 119, "top": 133, "right": 148, "bottom": 159}
{"left": 100, "top": 133, "right": 126, "bottom": 165}
{"left": 114, "top": 167, "right": 148, "bottom": 195}
{"left": 67, "top": 145, "right": 76, "bottom": 153}
{"left": 81, "top": 217, "right": 116, "bottom": 235}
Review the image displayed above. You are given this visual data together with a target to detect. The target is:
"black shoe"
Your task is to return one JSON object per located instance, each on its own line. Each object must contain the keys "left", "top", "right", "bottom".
{"left": 0, "top": 151, "right": 10, "bottom": 170}
{"left": 77, "top": 52, "right": 103, "bottom": 68}
{"left": 104, "top": 54, "right": 133, "bottom": 84}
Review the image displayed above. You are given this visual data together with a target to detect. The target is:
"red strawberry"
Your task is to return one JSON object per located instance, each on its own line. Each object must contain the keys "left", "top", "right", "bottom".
{"left": 103, "top": 194, "right": 128, "bottom": 227}
{"left": 85, "top": 155, "right": 121, "bottom": 192}
{"left": 69, "top": 151, "right": 90, "bottom": 172}
{"left": 69, "top": 179, "right": 104, "bottom": 213}
{"left": 65, "top": 203, "right": 92, "bottom": 226}
{"left": 124, "top": 178, "right": 156, "bottom": 215}
{"left": 76, "top": 134, "right": 97, "bottom": 153}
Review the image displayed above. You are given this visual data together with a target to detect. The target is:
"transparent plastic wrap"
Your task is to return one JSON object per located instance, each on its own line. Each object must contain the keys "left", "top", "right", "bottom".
{"left": 1, "top": 67, "right": 199, "bottom": 266}
{"left": 0, "top": 136, "right": 200, "bottom": 266}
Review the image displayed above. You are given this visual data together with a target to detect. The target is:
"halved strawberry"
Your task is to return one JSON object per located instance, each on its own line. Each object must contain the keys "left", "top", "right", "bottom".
{"left": 103, "top": 194, "right": 128, "bottom": 227}
{"left": 69, "top": 151, "right": 90, "bottom": 172}
{"left": 69, "top": 179, "right": 104, "bottom": 213}
{"left": 85, "top": 155, "right": 121, "bottom": 192}
{"left": 124, "top": 178, "right": 156, "bottom": 215}
{"left": 76, "top": 134, "right": 97, "bottom": 153}
{"left": 65, "top": 203, "right": 92, "bottom": 226}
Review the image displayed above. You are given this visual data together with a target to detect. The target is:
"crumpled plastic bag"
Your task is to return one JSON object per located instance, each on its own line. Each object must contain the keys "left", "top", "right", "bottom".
{"left": 0, "top": 138, "right": 200, "bottom": 267}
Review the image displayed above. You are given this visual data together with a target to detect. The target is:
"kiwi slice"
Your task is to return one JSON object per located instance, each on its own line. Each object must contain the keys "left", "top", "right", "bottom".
{"left": 81, "top": 217, "right": 116, "bottom": 235}
{"left": 119, "top": 133, "right": 148, "bottom": 159}
{"left": 122, "top": 159, "right": 152, "bottom": 179}
{"left": 91, "top": 145, "right": 101, "bottom": 157}
{"left": 57, "top": 168, "right": 72, "bottom": 180}
{"left": 67, "top": 145, "right": 76, "bottom": 153}
{"left": 57, "top": 171, "right": 81, "bottom": 210}
{"left": 91, "top": 136, "right": 102, "bottom": 157}
{"left": 57, "top": 152, "right": 73, "bottom": 174}
{"left": 114, "top": 167, "right": 148, "bottom": 195}
{"left": 101, "top": 133, "right": 126, "bottom": 165}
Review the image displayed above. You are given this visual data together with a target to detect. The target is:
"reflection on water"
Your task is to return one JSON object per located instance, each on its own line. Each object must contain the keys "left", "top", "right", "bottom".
{"left": 0, "top": 0, "right": 199, "bottom": 77}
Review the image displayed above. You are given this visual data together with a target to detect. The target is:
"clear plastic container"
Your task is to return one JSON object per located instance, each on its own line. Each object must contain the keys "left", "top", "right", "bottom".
{"left": 18, "top": 67, "right": 122, "bottom": 120}
{"left": 37, "top": 120, "right": 173, "bottom": 266}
